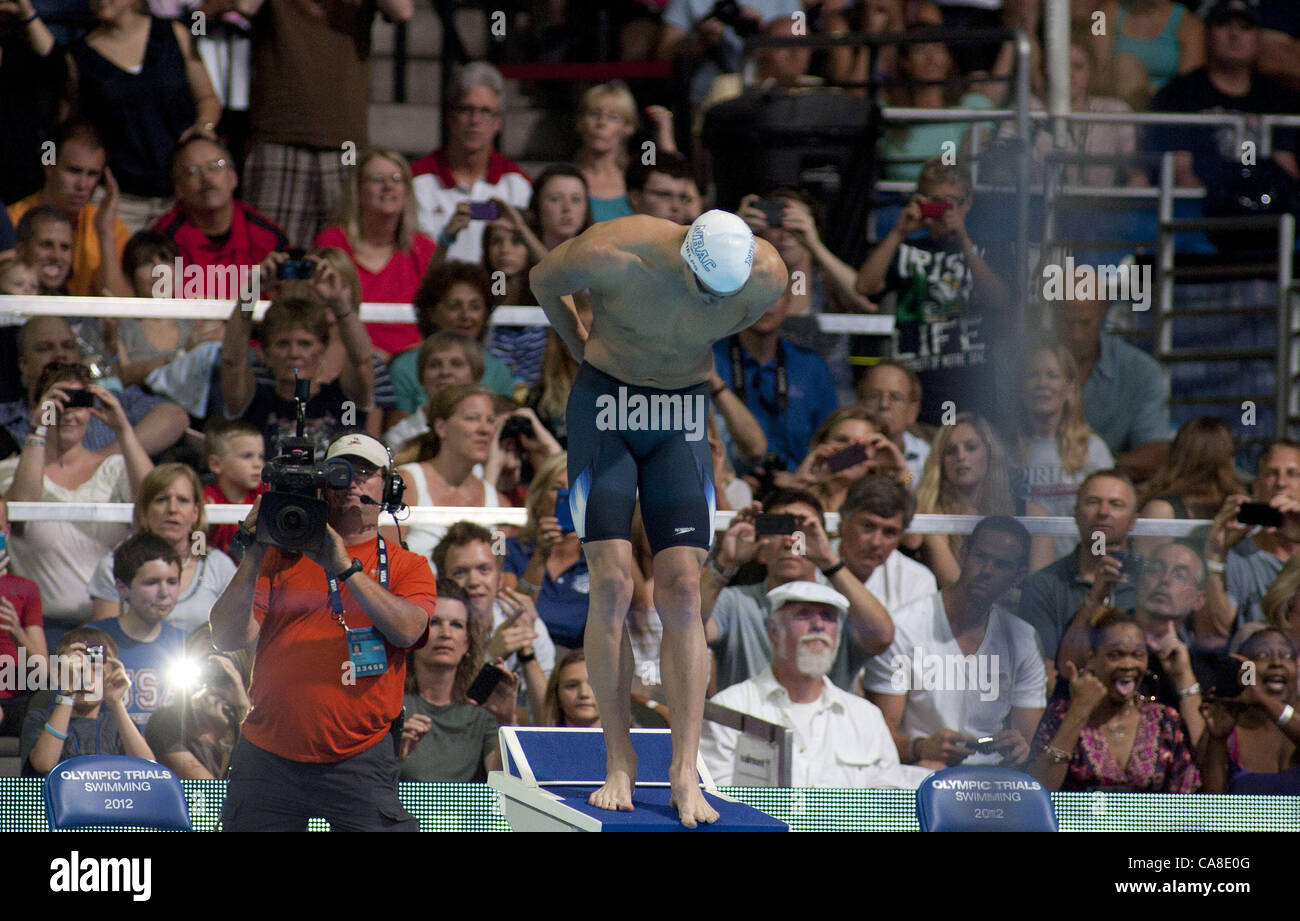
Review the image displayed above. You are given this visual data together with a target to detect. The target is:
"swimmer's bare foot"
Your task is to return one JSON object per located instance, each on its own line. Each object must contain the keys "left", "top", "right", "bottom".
{"left": 589, "top": 748, "right": 637, "bottom": 812}
{"left": 669, "top": 767, "right": 719, "bottom": 829}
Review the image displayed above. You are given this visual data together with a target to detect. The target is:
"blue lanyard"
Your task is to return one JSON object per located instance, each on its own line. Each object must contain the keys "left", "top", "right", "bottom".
{"left": 325, "top": 535, "right": 388, "bottom": 631}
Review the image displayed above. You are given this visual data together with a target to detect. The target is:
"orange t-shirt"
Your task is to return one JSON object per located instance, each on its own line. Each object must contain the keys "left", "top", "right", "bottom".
{"left": 240, "top": 537, "right": 436, "bottom": 763}
{"left": 7, "top": 193, "right": 130, "bottom": 297}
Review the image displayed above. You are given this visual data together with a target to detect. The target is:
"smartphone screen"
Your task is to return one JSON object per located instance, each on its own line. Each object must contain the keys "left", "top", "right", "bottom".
{"left": 919, "top": 200, "right": 951, "bottom": 220}
{"left": 1238, "top": 502, "right": 1284, "bottom": 528}
{"left": 468, "top": 201, "right": 500, "bottom": 221}
{"left": 555, "top": 488, "right": 575, "bottom": 533}
{"left": 826, "top": 442, "right": 869, "bottom": 473}
{"left": 466, "top": 663, "right": 506, "bottom": 704}
{"left": 754, "top": 513, "right": 800, "bottom": 536}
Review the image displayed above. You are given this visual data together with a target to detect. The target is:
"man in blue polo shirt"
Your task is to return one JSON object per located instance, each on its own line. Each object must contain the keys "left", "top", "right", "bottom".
{"left": 1054, "top": 293, "right": 1172, "bottom": 483}
{"left": 712, "top": 289, "right": 838, "bottom": 473}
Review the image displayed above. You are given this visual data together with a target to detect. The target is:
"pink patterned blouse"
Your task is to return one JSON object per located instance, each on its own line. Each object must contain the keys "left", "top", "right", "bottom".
{"left": 1030, "top": 697, "right": 1201, "bottom": 793}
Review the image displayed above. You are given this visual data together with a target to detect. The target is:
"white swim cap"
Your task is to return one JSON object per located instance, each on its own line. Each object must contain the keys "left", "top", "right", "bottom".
{"left": 681, "top": 209, "right": 755, "bottom": 296}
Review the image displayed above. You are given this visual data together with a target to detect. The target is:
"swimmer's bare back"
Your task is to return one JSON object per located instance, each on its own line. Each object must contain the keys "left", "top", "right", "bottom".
{"left": 531, "top": 214, "right": 788, "bottom": 390}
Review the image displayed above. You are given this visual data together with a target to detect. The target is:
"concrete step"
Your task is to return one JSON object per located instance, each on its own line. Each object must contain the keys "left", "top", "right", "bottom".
{"left": 369, "top": 103, "right": 440, "bottom": 159}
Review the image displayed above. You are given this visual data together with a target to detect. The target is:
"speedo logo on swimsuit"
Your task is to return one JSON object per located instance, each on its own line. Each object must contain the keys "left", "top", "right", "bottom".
{"left": 594, "top": 387, "right": 707, "bottom": 442}
{"left": 688, "top": 225, "right": 718, "bottom": 273}
{"left": 674, "top": 527, "right": 694, "bottom": 535}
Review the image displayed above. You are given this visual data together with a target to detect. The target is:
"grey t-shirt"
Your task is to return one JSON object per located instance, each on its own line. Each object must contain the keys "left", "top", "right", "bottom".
{"left": 19, "top": 690, "right": 125, "bottom": 776}
{"left": 1226, "top": 539, "right": 1286, "bottom": 628}
{"left": 398, "top": 693, "right": 498, "bottom": 783}
{"left": 711, "top": 582, "right": 773, "bottom": 693}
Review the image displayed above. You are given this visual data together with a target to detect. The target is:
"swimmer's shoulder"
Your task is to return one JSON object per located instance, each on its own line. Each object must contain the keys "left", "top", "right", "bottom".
{"left": 743, "top": 237, "right": 790, "bottom": 304}
{"left": 582, "top": 214, "right": 681, "bottom": 255}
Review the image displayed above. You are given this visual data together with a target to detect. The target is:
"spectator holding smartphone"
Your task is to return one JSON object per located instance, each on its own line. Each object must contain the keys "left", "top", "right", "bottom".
{"left": 1198, "top": 441, "right": 1300, "bottom": 645}
{"left": 398, "top": 580, "right": 517, "bottom": 782}
{"left": 779, "top": 405, "right": 908, "bottom": 514}
{"left": 19, "top": 626, "right": 156, "bottom": 776}
{"left": 412, "top": 62, "right": 533, "bottom": 265}
{"left": 502, "top": 453, "right": 590, "bottom": 653}
{"left": 0, "top": 363, "right": 152, "bottom": 638}
{"left": 434, "top": 521, "right": 557, "bottom": 722}
{"left": 1200, "top": 624, "right": 1300, "bottom": 794}
{"left": 0, "top": 528, "right": 43, "bottom": 738}
{"left": 855, "top": 157, "right": 1010, "bottom": 427}
{"left": 220, "top": 251, "right": 376, "bottom": 459}
{"left": 701, "top": 487, "right": 893, "bottom": 692}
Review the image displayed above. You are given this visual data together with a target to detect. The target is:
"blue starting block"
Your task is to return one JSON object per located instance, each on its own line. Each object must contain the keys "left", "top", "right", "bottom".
{"left": 489, "top": 727, "right": 787, "bottom": 832}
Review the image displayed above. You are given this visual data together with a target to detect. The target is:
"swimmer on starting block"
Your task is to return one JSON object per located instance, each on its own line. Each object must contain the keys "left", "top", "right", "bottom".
{"left": 530, "top": 210, "right": 787, "bottom": 827}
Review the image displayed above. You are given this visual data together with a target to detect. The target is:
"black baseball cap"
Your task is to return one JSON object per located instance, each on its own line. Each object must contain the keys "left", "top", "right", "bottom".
{"left": 1205, "top": 0, "right": 1259, "bottom": 27}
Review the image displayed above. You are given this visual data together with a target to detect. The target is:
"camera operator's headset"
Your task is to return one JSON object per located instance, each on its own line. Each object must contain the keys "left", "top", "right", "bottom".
{"left": 376, "top": 442, "right": 406, "bottom": 514}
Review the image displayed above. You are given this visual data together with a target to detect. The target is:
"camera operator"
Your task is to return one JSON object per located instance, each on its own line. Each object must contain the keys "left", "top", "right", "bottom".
{"left": 210, "top": 430, "right": 436, "bottom": 832}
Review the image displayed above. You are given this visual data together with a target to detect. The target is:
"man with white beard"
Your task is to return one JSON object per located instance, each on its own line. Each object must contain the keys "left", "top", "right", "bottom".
{"left": 699, "top": 581, "right": 929, "bottom": 788}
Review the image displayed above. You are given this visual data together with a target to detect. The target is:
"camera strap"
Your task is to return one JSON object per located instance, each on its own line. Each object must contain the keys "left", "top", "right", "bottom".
{"left": 729, "top": 336, "right": 788, "bottom": 414}
{"left": 327, "top": 535, "right": 390, "bottom": 630}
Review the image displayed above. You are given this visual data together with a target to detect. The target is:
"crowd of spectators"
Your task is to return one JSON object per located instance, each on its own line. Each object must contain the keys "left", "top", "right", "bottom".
{"left": 0, "top": 0, "right": 1299, "bottom": 801}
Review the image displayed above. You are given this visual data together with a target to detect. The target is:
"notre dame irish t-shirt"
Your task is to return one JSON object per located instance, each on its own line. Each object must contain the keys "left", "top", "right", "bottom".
{"left": 879, "top": 235, "right": 996, "bottom": 425}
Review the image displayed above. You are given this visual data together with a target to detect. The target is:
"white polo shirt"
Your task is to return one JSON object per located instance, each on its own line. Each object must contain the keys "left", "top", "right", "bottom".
{"left": 411, "top": 148, "right": 533, "bottom": 264}
{"left": 701, "top": 667, "right": 933, "bottom": 788}
{"left": 489, "top": 597, "right": 556, "bottom": 680}
{"left": 863, "top": 549, "right": 938, "bottom": 613}
{"left": 861, "top": 592, "right": 1046, "bottom": 764}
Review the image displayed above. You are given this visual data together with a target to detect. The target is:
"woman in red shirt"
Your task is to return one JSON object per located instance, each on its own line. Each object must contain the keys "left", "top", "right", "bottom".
{"left": 314, "top": 148, "right": 436, "bottom": 360}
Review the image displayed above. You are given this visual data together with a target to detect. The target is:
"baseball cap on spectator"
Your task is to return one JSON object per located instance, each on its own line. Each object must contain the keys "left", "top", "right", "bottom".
{"left": 1204, "top": 0, "right": 1258, "bottom": 26}
{"left": 766, "top": 581, "right": 850, "bottom": 616}
{"left": 325, "top": 432, "right": 392, "bottom": 472}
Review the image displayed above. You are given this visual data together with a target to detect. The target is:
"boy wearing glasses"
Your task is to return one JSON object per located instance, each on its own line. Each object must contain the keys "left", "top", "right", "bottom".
{"left": 855, "top": 156, "right": 1010, "bottom": 426}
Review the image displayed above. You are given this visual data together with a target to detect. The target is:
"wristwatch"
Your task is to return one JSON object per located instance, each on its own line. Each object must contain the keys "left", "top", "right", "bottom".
{"left": 337, "top": 558, "right": 364, "bottom": 583}
{"left": 517, "top": 649, "right": 537, "bottom": 664}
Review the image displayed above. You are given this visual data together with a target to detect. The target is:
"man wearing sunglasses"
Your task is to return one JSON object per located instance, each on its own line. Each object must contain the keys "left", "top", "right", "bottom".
{"left": 151, "top": 135, "right": 287, "bottom": 274}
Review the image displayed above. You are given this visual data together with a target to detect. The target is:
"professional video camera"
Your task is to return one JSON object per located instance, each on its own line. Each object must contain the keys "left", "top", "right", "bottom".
{"left": 257, "top": 375, "right": 354, "bottom": 552}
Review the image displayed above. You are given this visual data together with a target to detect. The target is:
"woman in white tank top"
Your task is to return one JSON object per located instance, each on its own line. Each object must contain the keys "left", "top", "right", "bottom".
{"left": 395, "top": 384, "right": 513, "bottom": 564}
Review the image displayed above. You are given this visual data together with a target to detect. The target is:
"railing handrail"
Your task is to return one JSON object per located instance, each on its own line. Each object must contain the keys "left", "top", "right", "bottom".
{"left": 0, "top": 296, "right": 896, "bottom": 335}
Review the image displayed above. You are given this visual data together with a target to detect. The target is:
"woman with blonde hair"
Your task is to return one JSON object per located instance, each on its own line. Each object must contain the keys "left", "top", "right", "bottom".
{"left": 87, "top": 462, "right": 236, "bottom": 633}
{"left": 314, "top": 147, "right": 436, "bottom": 359}
{"left": 907, "top": 412, "right": 1045, "bottom": 585}
{"left": 394, "top": 382, "right": 513, "bottom": 562}
{"left": 1135, "top": 416, "right": 1243, "bottom": 555}
{"left": 780, "top": 405, "right": 907, "bottom": 513}
{"left": 573, "top": 81, "right": 639, "bottom": 223}
{"left": 1014, "top": 339, "right": 1113, "bottom": 558}
{"left": 502, "top": 452, "right": 589, "bottom": 652}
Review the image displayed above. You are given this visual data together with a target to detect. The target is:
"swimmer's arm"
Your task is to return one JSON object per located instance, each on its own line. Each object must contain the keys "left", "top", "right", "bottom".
{"left": 717, "top": 246, "right": 791, "bottom": 339}
{"left": 530, "top": 236, "right": 602, "bottom": 362}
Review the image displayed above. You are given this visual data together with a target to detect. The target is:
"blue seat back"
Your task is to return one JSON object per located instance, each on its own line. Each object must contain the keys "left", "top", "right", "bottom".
{"left": 916, "top": 765, "right": 1057, "bottom": 832}
{"left": 44, "top": 755, "right": 191, "bottom": 831}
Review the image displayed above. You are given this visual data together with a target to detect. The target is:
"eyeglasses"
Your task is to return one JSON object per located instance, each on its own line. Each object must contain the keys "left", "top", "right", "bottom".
{"left": 364, "top": 173, "right": 404, "bottom": 187}
{"left": 352, "top": 465, "right": 382, "bottom": 481}
{"left": 451, "top": 104, "right": 500, "bottom": 120}
{"left": 181, "top": 159, "right": 230, "bottom": 179}
{"left": 861, "top": 389, "right": 913, "bottom": 406}
{"left": 1246, "top": 647, "right": 1296, "bottom": 663}
{"left": 1141, "top": 560, "right": 1199, "bottom": 585}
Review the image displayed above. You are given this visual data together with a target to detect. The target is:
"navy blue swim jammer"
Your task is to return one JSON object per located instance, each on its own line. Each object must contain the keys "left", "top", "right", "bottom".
{"left": 565, "top": 361, "right": 716, "bottom": 555}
